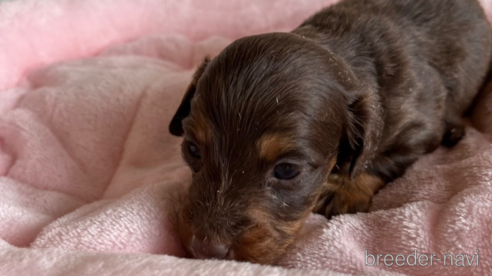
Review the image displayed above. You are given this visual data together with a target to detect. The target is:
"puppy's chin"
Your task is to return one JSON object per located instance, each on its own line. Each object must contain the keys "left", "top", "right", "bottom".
{"left": 231, "top": 221, "right": 305, "bottom": 265}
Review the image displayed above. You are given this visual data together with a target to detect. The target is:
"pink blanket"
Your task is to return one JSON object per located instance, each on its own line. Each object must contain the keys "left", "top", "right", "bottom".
{"left": 1, "top": 0, "right": 492, "bottom": 275}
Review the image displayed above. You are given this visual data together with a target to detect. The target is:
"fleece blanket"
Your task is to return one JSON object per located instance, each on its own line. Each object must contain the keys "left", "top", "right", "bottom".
{"left": 1, "top": 0, "right": 492, "bottom": 275}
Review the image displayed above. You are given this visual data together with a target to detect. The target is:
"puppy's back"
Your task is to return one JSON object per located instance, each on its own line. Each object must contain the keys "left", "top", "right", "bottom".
{"left": 296, "top": 0, "right": 492, "bottom": 114}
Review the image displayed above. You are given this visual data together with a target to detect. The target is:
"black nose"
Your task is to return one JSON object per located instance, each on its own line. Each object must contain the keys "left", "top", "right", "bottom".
{"left": 190, "top": 236, "right": 229, "bottom": 259}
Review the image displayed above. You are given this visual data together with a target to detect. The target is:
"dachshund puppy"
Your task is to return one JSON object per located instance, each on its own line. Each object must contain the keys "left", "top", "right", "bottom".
{"left": 169, "top": 0, "right": 492, "bottom": 264}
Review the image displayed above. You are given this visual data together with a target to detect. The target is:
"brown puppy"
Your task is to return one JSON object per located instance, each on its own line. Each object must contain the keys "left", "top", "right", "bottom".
{"left": 169, "top": 0, "right": 492, "bottom": 264}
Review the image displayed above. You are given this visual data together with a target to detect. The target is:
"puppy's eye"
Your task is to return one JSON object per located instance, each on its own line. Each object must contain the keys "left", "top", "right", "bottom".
{"left": 188, "top": 143, "right": 201, "bottom": 159}
{"left": 273, "top": 163, "right": 300, "bottom": 180}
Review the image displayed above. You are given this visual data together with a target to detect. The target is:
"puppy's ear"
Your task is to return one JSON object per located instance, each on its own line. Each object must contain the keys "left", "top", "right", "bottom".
{"left": 169, "top": 58, "right": 210, "bottom": 136}
{"left": 344, "top": 90, "right": 382, "bottom": 179}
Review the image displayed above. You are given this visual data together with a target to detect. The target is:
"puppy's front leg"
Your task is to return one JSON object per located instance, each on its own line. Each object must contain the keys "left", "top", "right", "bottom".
{"left": 313, "top": 173, "right": 384, "bottom": 219}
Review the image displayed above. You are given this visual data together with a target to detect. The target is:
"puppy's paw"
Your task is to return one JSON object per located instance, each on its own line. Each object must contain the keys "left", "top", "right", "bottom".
{"left": 312, "top": 173, "right": 384, "bottom": 219}
{"left": 314, "top": 189, "right": 372, "bottom": 219}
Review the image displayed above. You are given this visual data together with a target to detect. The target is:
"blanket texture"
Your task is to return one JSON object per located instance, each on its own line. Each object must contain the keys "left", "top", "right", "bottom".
{"left": 1, "top": 0, "right": 492, "bottom": 275}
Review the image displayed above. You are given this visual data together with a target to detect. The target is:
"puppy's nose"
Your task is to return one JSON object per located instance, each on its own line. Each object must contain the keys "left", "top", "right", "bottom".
{"left": 190, "top": 236, "right": 229, "bottom": 259}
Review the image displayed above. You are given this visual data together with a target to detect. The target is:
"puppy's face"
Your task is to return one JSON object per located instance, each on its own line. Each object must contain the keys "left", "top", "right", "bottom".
{"left": 169, "top": 33, "right": 370, "bottom": 264}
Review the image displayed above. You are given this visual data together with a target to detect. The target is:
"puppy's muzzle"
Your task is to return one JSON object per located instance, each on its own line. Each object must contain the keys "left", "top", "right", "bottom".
{"left": 190, "top": 235, "right": 230, "bottom": 260}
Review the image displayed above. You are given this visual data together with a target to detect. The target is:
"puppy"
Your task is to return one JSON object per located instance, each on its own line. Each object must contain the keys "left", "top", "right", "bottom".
{"left": 169, "top": 0, "right": 492, "bottom": 264}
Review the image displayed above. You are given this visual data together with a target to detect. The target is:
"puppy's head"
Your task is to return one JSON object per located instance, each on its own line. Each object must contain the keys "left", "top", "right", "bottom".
{"left": 169, "top": 33, "right": 379, "bottom": 264}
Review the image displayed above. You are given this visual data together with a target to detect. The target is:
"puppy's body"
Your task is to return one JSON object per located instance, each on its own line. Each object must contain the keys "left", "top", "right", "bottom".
{"left": 295, "top": 0, "right": 492, "bottom": 215}
{"left": 169, "top": 0, "right": 491, "bottom": 264}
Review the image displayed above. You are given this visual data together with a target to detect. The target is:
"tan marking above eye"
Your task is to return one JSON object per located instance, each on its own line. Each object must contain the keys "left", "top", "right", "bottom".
{"left": 256, "top": 134, "right": 296, "bottom": 162}
{"left": 186, "top": 114, "right": 211, "bottom": 145}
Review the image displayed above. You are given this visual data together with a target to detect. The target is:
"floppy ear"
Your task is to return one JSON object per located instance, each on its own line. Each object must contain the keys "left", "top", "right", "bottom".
{"left": 343, "top": 90, "right": 383, "bottom": 179}
{"left": 169, "top": 58, "right": 210, "bottom": 136}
